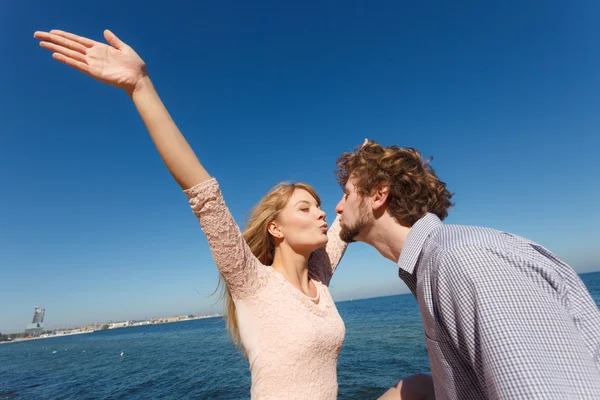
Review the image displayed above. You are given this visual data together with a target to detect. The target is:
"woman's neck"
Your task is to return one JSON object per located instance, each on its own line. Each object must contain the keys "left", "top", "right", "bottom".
{"left": 271, "top": 245, "right": 314, "bottom": 296}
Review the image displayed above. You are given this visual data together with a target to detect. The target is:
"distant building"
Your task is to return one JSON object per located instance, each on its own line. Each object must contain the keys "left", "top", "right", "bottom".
{"left": 26, "top": 307, "right": 45, "bottom": 335}
{"left": 32, "top": 307, "right": 45, "bottom": 324}
{"left": 108, "top": 321, "right": 130, "bottom": 329}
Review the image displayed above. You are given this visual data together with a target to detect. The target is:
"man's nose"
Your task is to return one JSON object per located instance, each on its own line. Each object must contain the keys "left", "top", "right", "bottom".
{"left": 335, "top": 200, "right": 343, "bottom": 214}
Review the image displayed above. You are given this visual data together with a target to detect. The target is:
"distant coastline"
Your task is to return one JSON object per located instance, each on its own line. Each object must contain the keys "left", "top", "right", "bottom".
{"left": 1, "top": 314, "right": 222, "bottom": 345}
{"left": 3, "top": 271, "right": 598, "bottom": 344}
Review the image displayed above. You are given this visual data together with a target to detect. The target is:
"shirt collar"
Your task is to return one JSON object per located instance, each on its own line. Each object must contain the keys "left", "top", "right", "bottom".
{"left": 397, "top": 213, "right": 442, "bottom": 274}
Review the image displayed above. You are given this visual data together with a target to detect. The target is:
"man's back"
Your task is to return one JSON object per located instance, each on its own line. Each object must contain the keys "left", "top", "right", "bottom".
{"left": 399, "top": 213, "right": 600, "bottom": 399}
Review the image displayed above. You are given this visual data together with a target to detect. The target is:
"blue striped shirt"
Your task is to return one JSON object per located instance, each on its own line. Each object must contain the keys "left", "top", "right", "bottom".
{"left": 398, "top": 213, "right": 600, "bottom": 399}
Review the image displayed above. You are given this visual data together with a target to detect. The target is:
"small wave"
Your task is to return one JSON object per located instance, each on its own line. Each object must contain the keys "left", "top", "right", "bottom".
{"left": 0, "top": 390, "right": 17, "bottom": 400}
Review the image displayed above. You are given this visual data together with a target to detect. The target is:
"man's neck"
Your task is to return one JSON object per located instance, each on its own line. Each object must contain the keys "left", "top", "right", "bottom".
{"left": 359, "top": 214, "right": 410, "bottom": 264}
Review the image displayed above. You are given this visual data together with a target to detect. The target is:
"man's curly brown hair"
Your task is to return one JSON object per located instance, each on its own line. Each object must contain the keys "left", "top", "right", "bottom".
{"left": 335, "top": 141, "right": 454, "bottom": 227}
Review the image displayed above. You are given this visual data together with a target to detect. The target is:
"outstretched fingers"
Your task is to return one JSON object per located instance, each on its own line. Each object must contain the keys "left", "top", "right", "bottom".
{"left": 52, "top": 52, "right": 90, "bottom": 75}
{"left": 39, "top": 40, "right": 87, "bottom": 63}
{"left": 34, "top": 31, "right": 89, "bottom": 55}
{"left": 48, "top": 30, "right": 96, "bottom": 48}
{"left": 34, "top": 30, "right": 100, "bottom": 74}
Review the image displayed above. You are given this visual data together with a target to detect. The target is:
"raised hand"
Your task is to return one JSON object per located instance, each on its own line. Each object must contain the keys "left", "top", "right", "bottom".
{"left": 34, "top": 29, "right": 147, "bottom": 95}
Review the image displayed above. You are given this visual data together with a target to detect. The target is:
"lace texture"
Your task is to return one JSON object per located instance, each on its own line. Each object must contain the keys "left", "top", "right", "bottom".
{"left": 185, "top": 178, "right": 348, "bottom": 399}
{"left": 308, "top": 216, "right": 347, "bottom": 286}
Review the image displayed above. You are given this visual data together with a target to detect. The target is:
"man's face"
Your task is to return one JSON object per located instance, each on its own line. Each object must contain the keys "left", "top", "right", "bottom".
{"left": 335, "top": 178, "right": 370, "bottom": 243}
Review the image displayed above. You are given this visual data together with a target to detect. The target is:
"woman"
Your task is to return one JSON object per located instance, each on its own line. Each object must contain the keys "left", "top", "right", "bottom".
{"left": 34, "top": 29, "right": 433, "bottom": 400}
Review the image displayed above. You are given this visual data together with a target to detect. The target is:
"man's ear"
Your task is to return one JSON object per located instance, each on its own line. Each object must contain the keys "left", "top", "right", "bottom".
{"left": 372, "top": 182, "right": 389, "bottom": 211}
{"left": 267, "top": 221, "right": 283, "bottom": 239}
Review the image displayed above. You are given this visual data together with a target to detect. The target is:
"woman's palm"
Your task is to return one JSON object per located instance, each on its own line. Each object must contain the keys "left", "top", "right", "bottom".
{"left": 85, "top": 41, "right": 144, "bottom": 89}
{"left": 34, "top": 29, "right": 146, "bottom": 93}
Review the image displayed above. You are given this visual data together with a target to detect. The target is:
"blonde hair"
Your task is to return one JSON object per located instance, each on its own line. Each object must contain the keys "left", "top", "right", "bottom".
{"left": 218, "top": 182, "right": 321, "bottom": 349}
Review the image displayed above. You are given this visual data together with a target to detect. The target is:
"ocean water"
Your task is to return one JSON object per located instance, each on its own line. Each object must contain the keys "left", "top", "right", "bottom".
{"left": 2, "top": 271, "right": 599, "bottom": 400}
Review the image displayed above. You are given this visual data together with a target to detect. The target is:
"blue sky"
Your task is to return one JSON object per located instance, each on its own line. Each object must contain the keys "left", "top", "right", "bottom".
{"left": 1, "top": 1, "right": 599, "bottom": 333}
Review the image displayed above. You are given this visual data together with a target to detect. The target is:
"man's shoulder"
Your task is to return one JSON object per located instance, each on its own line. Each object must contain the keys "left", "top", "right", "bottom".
{"left": 423, "top": 224, "right": 511, "bottom": 278}
{"left": 427, "top": 223, "right": 508, "bottom": 252}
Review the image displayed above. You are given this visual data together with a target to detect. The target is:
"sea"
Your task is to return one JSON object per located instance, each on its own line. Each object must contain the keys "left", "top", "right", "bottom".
{"left": 2, "top": 271, "right": 599, "bottom": 400}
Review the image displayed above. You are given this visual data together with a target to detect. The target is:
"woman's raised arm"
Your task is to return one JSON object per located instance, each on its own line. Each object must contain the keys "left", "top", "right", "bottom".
{"left": 34, "top": 29, "right": 263, "bottom": 299}
{"left": 34, "top": 29, "right": 209, "bottom": 189}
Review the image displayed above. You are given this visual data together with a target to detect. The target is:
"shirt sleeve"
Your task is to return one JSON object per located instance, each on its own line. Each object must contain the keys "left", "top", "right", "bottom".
{"left": 433, "top": 245, "right": 600, "bottom": 399}
{"left": 184, "top": 178, "right": 263, "bottom": 300}
{"left": 308, "top": 215, "right": 348, "bottom": 286}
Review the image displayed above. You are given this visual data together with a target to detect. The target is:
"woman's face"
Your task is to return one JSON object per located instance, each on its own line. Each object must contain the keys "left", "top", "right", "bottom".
{"left": 272, "top": 188, "right": 328, "bottom": 252}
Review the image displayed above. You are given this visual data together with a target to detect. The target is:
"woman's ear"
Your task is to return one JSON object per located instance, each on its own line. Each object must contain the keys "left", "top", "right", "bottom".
{"left": 267, "top": 221, "right": 283, "bottom": 239}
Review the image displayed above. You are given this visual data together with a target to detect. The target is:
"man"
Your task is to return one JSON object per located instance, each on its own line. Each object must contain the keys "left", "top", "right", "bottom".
{"left": 335, "top": 141, "right": 600, "bottom": 399}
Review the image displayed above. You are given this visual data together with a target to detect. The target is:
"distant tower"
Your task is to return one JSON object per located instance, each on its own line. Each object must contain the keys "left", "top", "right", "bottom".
{"left": 26, "top": 307, "right": 45, "bottom": 335}
{"left": 32, "top": 307, "right": 45, "bottom": 324}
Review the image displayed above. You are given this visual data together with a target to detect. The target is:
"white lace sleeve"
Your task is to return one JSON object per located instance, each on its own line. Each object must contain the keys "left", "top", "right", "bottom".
{"left": 184, "top": 178, "right": 264, "bottom": 299}
{"left": 308, "top": 215, "right": 348, "bottom": 286}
